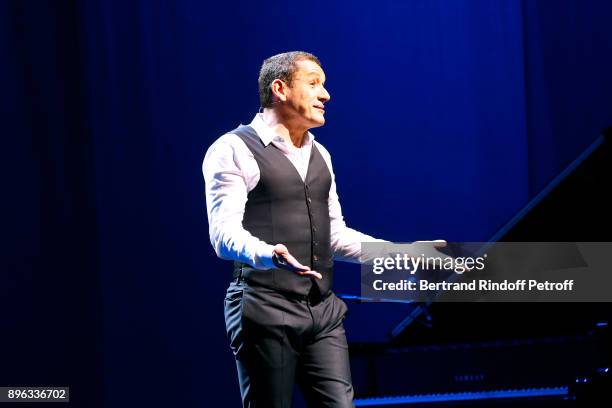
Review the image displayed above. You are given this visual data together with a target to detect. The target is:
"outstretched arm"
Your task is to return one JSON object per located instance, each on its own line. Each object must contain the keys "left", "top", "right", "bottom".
{"left": 328, "top": 174, "right": 390, "bottom": 263}
{"left": 321, "top": 144, "right": 446, "bottom": 264}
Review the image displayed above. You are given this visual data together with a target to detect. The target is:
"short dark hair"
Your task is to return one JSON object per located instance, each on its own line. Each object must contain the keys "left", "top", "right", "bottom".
{"left": 258, "top": 51, "right": 322, "bottom": 108}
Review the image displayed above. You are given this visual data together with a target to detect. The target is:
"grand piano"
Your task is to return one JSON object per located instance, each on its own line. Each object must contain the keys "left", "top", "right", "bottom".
{"left": 339, "top": 129, "right": 612, "bottom": 407}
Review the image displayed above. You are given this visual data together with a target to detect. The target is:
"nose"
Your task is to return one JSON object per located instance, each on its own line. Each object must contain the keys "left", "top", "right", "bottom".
{"left": 319, "top": 86, "right": 331, "bottom": 103}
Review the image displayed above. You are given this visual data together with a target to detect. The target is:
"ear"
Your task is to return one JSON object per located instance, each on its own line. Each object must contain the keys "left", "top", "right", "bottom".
{"left": 270, "top": 79, "right": 288, "bottom": 103}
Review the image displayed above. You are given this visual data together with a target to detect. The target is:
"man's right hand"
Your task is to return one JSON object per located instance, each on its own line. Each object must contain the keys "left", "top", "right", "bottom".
{"left": 273, "top": 244, "right": 323, "bottom": 280}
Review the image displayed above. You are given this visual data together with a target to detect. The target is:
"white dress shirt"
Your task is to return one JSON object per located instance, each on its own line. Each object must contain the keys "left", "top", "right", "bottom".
{"left": 203, "top": 113, "right": 387, "bottom": 270}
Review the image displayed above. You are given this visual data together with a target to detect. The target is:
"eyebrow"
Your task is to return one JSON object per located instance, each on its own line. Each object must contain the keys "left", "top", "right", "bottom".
{"left": 304, "top": 72, "right": 326, "bottom": 83}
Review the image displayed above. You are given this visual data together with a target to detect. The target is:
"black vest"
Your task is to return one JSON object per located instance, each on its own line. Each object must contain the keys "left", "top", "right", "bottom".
{"left": 232, "top": 125, "right": 334, "bottom": 296}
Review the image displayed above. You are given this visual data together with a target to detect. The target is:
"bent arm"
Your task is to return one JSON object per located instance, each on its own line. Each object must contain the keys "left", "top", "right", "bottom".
{"left": 203, "top": 136, "right": 275, "bottom": 269}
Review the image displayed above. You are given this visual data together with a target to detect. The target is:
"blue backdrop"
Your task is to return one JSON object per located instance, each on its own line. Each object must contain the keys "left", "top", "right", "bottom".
{"left": 2, "top": 0, "right": 611, "bottom": 406}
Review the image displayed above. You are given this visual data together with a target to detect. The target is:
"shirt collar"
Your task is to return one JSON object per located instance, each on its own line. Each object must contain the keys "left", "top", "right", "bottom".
{"left": 249, "top": 113, "right": 315, "bottom": 147}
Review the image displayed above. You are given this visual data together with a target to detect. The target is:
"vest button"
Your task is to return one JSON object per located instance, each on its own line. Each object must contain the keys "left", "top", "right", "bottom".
{"left": 307, "top": 197, "right": 312, "bottom": 203}
{"left": 313, "top": 255, "right": 319, "bottom": 261}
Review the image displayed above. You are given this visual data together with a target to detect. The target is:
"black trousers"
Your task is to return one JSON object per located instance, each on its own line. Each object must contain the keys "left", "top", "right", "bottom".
{"left": 224, "top": 280, "right": 354, "bottom": 408}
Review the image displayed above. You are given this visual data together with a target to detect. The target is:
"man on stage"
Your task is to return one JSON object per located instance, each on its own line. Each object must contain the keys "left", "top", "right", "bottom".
{"left": 203, "top": 51, "right": 440, "bottom": 407}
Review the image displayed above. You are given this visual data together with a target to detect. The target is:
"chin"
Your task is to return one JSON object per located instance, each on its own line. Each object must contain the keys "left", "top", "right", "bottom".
{"left": 311, "top": 117, "right": 326, "bottom": 127}
{"left": 303, "top": 114, "right": 325, "bottom": 129}
{"left": 310, "top": 122, "right": 325, "bottom": 129}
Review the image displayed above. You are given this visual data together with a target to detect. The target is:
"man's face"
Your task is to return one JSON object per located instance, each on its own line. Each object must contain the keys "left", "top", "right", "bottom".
{"left": 282, "top": 59, "right": 331, "bottom": 129}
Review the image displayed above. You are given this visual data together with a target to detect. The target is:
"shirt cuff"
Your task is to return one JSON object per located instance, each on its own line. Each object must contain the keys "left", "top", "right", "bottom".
{"left": 255, "top": 243, "right": 277, "bottom": 269}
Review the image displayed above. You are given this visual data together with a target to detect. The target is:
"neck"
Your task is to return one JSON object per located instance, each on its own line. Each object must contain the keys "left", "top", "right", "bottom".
{"left": 262, "top": 108, "right": 308, "bottom": 148}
